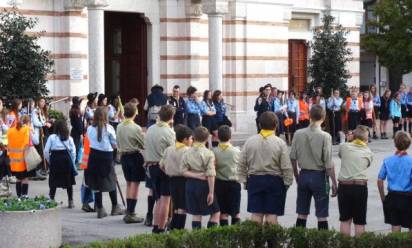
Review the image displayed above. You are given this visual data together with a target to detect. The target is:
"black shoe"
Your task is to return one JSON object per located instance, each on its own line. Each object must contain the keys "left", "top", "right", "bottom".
{"left": 30, "top": 171, "right": 47, "bottom": 181}
{"left": 144, "top": 213, "right": 153, "bottom": 227}
{"left": 81, "top": 203, "right": 94, "bottom": 212}
{"left": 68, "top": 200, "right": 75, "bottom": 209}
{"left": 373, "top": 134, "right": 378, "bottom": 139}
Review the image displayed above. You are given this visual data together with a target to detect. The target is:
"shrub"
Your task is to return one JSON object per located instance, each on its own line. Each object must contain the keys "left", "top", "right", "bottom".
{"left": 62, "top": 221, "right": 412, "bottom": 248}
{"left": 0, "top": 195, "right": 57, "bottom": 211}
{"left": 48, "top": 109, "right": 66, "bottom": 121}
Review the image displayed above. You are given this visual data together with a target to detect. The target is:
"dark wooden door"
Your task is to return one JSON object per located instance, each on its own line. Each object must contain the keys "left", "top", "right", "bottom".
{"left": 105, "top": 12, "right": 148, "bottom": 125}
{"left": 288, "top": 40, "right": 307, "bottom": 94}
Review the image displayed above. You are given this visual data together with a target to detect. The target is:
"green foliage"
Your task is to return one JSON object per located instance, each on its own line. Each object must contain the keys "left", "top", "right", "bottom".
{"left": 62, "top": 221, "right": 412, "bottom": 248}
{"left": 48, "top": 109, "right": 66, "bottom": 121}
{"left": 0, "top": 8, "right": 53, "bottom": 101}
{"left": 0, "top": 195, "right": 57, "bottom": 211}
{"left": 307, "top": 14, "right": 353, "bottom": 97}
{"left": 361, "top": 0, "right": 412, "bottom": 91}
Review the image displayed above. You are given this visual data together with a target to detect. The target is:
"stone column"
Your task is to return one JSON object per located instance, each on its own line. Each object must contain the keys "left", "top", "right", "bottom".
{"left": 86, "top": 0, "right": 108, "bottom": 93}
{"left": 203, "top": 0, "right": 228, "bottom": 91}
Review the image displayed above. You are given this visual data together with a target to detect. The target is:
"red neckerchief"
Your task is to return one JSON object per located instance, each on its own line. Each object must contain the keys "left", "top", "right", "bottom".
{"left": 395, "top": 150, "right": 408, "bottom": 156}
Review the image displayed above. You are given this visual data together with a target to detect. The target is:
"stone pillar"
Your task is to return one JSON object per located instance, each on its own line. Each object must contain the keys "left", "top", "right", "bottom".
{"left": 203, "top": 0, "right": 228, "bottom": 91}
{"left": 86, "top": 0, "right": 108, "bottom": 93}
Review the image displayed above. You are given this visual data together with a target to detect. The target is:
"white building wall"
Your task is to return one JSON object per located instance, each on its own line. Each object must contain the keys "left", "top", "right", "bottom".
{"left": 0, "top": 0, "right": 363, "bottom": 133}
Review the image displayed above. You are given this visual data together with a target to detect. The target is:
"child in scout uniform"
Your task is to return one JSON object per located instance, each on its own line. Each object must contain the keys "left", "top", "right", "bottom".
{"left": 182, "top": 126, "right": 220, "bottom": 229}
{"left": 337, "top": 125, "right": 373, "bottom": 236}
{"left": 144, "top": 105, "right": 176, "bottom": 233}
{"left": 238, "top": 111, "right": 293, "bottom": 225}
{"left": 291, "top": 104, "right": 338, "bottom": 230}
{"left": 212, "top": 125, "right": 241, "bottom": 226}
{"left": 116, "top": 103, "right": 145, "bottom": 224}
{"left": 160, "top": 124, "right": 194, "bottom": 230}
{"left": 378, "top": 131, "right": 412, "bottom": 232}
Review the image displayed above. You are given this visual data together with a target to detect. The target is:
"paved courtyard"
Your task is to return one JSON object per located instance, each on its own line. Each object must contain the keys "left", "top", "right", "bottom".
{"left": 24, "top": 136, "right": 400, "bottom": 246}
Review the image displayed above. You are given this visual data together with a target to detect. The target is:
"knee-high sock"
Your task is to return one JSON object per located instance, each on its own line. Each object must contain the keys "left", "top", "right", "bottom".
{"left": 94, "top": 192, "right": 103, "bottom": 209}
{"left": 16, "top": 182, "right": 22, "bottom": 197}
{"left": 109, "top": 190, "right": 118, "bottom": 207}
{"left": 67, "top": 186, "right": 73, "bottom": 201}
{"left": 49, "top": 187, "right": 56, "bottom": 200}
{"left": 21, "top": 183, "right": 28, "bottom": 196}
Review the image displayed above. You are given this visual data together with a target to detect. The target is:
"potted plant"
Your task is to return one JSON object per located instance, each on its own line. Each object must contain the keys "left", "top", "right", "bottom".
{"left": 0, "top": 196, "right": 62, "bottom": 248}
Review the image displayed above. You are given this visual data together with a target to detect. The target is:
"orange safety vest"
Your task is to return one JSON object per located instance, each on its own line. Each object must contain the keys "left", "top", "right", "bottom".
{"left": 7, "top": 125, "right": 30, "bottom": 172}
{"left": 345, "top": 97, "right": 363, "bottom": 121}
{"left": 80, "top": 135, "right": 90, "bottom": 170}
{"left": 299, "top": 100, "right": 309, "bottom": 121}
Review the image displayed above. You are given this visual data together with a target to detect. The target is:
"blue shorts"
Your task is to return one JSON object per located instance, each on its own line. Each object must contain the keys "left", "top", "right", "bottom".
{"left": 247, "top": 175, "right": 287, "bottom": 215}
{"left": 185, "top": 178, "right": 220, "bottom": 216}
{"left": 296, "top": 170, "right": 329, "bottom": 218}
{"left": 148, "top": 165, "right": 170, "bottom": 200}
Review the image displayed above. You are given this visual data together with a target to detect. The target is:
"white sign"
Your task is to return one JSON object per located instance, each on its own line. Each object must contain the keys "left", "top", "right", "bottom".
{"left": 70, "top": 68, "right": 83, "bottom": 80}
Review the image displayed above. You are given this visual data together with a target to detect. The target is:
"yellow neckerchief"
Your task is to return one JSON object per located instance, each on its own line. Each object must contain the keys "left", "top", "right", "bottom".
{"left": 157, "top": 121, "right": 169, "bottom": 128}
{"left": 218, "top": 142, "right": 231, "bottom": 151}
{"left": 176, "top": 142, "right": 186, "bottom": 149}
{"left": 259, "top": 129, "right": 274, "bottom": 139}
{"left": 352, "top": 139, "right": 367, "bottom": 147}
{"left": 193, "top": 142, "right": 205, "bottom": 148}
{"left": 122, "top": 118, "right": 134, "bottom": 125}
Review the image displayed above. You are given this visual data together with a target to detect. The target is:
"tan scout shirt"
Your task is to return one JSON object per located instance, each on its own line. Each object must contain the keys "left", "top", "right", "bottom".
{"left": 238, "top": 133, "right": 293, "bottom": 186}
{"left": 290, "top": 124, "right": 333, "bottom": 171}
{"left": 338, "top": 141, "right": 373, "bottom": 181}
{"left": 182, "top": 142, "right": 216, "bottom": 177}
{"left": 160, "top": 143, "right": 189, "bottom": 177}
{"left": 212, "top": 143, "right": 241, "bottom": 181}
{"left": 116, "top": 119, "right": 144, "bottom": 153}
{"left": 144, "top": 122, "right": 175, "bottom": 162}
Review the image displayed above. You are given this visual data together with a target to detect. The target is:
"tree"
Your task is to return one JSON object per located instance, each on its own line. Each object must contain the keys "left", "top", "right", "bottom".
{"left": 307, "top": 14, "right": 353, "bottom": 97}
{"left": 361, "top": 0, "right": 412, "bottom": 92}
{"left": 0, "top": 9, "right": 53, "bottom": 103}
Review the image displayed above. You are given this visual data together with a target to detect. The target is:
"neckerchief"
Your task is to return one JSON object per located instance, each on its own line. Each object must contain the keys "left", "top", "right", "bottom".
{"left": 176, "top": 142, "right": 186, "bottom": 149}
{"left": 157, "top": 121, "right": 169, "bottom": 128}
{"left": 395, "top": 150, "right": 408, "bottom": 156}
{"left": 193, "top": 142, "right": 205, "bottom": 148}
{"left": 352, "top": 139, "right": 367, "bottom": 147}
{"left": 218, "top": 142, "right": 231, "bottom": 151}
{"left": 260, "top": 129, "right": 274, "bottom": 139}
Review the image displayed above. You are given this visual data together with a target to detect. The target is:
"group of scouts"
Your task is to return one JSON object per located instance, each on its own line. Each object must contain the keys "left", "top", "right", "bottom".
{"left": 254, "top": 83, "right": 412, "bottom": 145}
{"left": 1, "top": 81, "right": 412, "bottom": 236}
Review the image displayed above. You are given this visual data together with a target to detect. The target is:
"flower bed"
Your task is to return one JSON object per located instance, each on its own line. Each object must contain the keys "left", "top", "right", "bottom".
{"left": 0, "top": 196, "right": 61, "bottom": 248}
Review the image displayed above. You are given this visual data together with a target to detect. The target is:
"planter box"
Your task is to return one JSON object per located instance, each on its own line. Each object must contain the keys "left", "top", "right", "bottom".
{"left": 0, "top": 207, "right": 61, "bottom": 248}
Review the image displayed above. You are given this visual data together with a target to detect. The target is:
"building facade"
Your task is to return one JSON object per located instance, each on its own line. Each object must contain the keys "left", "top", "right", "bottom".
{"left": 0, "top": 0, "right": 364, "bottom": 132}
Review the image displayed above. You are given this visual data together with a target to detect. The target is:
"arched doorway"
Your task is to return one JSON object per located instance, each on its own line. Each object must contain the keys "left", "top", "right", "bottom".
{"left": 104, "top": 11, "right": 148, "bottom": 125}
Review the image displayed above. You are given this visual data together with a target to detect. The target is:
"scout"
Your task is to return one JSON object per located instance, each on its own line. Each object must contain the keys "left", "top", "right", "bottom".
{"left": 337, "top": 125, "right": 373, "bottom": 236}
{"left": 238, "top": 111, "right": 293, "bottom": 225}
{"left": 291, "top": 104, "right": 338, "bottom": 230}
{"left": 160, "top": 124, "right": 194, "bottom": 230}
{"left": 378, "top": 131, "right": 412, "bottom": 232}
{"left": 182, "top": 126, "right": 220, "bottom": 229}
{"left": 144, "top": 105, "right": 176, "bottom": 233}
{"left": 116, "top": 103, "right": 145, "bottom": 224}
{"left": 212, "top": 125, "right": 241, "bottom": 226}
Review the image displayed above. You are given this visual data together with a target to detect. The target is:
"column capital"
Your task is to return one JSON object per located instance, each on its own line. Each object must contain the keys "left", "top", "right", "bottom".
{"left": 185, "top": 0, "right": 203, "bottom": 18}
{"left": 64, "top": 0, "right": 86, "bottom": 10}
{"left": 85, "top": 0, "right": 108, "bottom": 9}
{"left": 202, "top": 0, "right": 228, "bottom": 16}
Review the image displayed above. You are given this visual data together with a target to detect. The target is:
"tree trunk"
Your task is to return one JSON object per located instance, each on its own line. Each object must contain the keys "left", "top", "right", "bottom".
{"left": 388, "top": 66, "right": 403, "bottom": 93}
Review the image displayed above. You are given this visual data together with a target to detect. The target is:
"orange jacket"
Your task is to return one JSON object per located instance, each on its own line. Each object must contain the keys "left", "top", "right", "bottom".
{"left": 299, "top": 100, "right": 309, "bottom": 121}
{"left": 80, "top": 135, "right": 90, "bottom": 170}
{"left": 7, "top": 125, "right": 30, "bottom": 172}
{"left": 345, "top": 97, "right": 363, "bottom": 121}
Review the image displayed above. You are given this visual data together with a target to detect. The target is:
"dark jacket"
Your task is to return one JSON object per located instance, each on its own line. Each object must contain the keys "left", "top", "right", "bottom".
{"left": 169, "top": 96, "right": 186, "bottom": 125}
